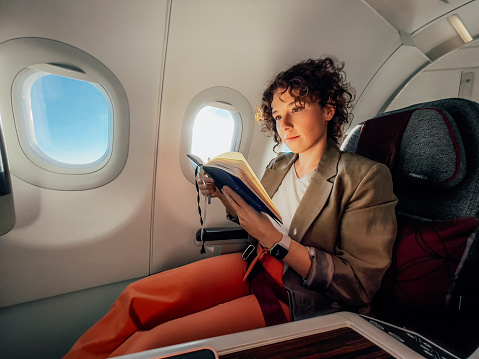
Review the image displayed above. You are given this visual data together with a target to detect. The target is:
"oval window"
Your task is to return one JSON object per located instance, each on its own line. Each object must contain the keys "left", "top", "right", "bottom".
{"left": 190, "top": 103, "right": 239, "bottom": 163}
{"left": 179, "top": 87, "right": 254, "bottom": 184}
{"left": 1, "top": 37, "right": 129, "bottom": 190}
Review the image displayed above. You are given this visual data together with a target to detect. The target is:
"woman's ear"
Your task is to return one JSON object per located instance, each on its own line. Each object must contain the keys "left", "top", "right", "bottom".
{"left": 324, "top": 104, "right": 336, "bottom": 122}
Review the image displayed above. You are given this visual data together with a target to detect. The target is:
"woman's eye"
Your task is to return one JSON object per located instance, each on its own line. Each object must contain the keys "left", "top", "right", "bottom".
{"left": 292, "top": 106, "right": 302, "bottom": 113}
{"left": 274, "top": 115, "right": 282, "bottom": 121}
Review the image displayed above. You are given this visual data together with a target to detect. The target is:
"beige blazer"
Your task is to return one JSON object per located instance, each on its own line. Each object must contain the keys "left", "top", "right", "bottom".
{"left": 260, "top": 140, "right": 397, "bottom": 320}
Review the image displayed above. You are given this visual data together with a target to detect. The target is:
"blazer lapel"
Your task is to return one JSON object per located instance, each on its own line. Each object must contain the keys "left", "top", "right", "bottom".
{"left": 261, "top": 153, "right": 297, "bottom": 198}
{"left": 288, "top": 142, "right": 341, "bottom": 242}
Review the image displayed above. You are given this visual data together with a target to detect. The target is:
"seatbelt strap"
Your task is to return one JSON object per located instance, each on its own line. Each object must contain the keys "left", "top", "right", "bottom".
{"left": 194, "top": 165, "right": 208, "bottom": 254}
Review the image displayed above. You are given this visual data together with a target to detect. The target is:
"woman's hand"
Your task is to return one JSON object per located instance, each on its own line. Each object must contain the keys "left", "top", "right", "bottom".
{"left": 196, "top": 173, "right": 223, "bottom": 198}
{"left": 222, "top": 186, "right": 281, "bottom": 248}
{"left": 222, "top": 186, "right": 312, "bottom": 277}
{"left": 196, "top": 175, "right": 238, "bottom": 218}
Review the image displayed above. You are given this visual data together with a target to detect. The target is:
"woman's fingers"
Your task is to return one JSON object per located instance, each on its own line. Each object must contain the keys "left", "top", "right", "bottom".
{"left": 222, "top": 186, "right": 279, "bottom": 244}
{"left": 196, "top": 176, "right": 222, "bottom": 197}
{"left": 222, "top": 186, "right": 246, "bottom": 208}
{"left": 222, "top": 186, "right": 257, "bottom": 216}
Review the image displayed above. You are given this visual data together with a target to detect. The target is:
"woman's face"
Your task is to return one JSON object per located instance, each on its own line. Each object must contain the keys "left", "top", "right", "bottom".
{"left": 272, "top": 89, "right": 335, "bottom": 155}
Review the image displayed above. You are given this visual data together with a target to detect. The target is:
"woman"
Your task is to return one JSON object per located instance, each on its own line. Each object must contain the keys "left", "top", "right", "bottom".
{"left": 64, "top": 57, "right": 397, "bottom": 358}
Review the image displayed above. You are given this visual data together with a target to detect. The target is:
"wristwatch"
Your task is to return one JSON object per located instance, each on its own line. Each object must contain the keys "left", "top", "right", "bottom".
{"left": 270, "top": 234, "right": 292, "bottom": 260}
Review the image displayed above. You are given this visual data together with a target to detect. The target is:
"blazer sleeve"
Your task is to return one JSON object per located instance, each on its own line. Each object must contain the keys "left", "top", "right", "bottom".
{"left": 307, "top": 163, "right": 397, "bottom": 307}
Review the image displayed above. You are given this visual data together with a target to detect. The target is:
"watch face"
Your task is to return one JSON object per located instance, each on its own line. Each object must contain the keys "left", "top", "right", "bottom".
{"left": 271, "top": 243, "right": 288, "bottom": 260}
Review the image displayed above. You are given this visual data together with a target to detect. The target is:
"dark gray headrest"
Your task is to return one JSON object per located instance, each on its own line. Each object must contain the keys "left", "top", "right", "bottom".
{"left": 342, "top": 107, "right": 466, "bottom": 189}
{"left": 397, "top": 108, "right": 466, "bottom": 189}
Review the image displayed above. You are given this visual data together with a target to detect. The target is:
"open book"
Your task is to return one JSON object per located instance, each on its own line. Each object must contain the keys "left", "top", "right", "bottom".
{"left": 188, "top": 152, "right": 282, "bottom": 224}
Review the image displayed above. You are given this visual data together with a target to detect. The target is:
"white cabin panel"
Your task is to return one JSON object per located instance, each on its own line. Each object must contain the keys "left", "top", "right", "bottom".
{"left": 0, "top": 0, "right": 169, "bottom": 307}
{"left": 387, "top": 39, "right": 479, "bottom": 111}
{"left": 351, "top": 45, "right": 431, "bottom": 127}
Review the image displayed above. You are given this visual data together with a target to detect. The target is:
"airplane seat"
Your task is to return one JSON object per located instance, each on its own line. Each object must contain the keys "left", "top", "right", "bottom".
{"left": 341, "top": 98, "right": 479, "bottom": 356}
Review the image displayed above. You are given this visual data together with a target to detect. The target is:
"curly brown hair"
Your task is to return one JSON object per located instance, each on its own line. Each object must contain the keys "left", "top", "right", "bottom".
{"left": 257, "top": 57, "right": 355, "bottom": 152}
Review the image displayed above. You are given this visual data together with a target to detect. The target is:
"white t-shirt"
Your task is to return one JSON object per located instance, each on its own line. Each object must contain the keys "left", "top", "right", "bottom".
{"left": 270, "top": 164, "right": 315, "bottom": 235}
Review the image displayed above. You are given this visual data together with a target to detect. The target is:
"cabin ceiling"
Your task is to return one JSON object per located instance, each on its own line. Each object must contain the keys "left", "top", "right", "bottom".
{"left": 364, "top": 0, "right": 473, "bottom": 34}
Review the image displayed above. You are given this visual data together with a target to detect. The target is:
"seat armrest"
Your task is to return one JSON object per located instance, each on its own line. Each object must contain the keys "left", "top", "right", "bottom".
{"left": 195, "top": 227, "right": 248, "bottom": 242}
{"left": 195, "top": 227, "right": 249, "bottom": 254}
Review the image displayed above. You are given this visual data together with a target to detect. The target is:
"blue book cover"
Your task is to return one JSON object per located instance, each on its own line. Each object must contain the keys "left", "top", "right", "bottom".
{"left": 188, "top": 152, "right": 282, "bottom": 224}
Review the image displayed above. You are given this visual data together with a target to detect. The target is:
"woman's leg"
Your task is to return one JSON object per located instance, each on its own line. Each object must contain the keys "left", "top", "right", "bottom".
{"left": 108, "top": 294, "right": 290, "bottom": 358}
{"left": 64, "top": 253, "right": 249, "bottom": 359}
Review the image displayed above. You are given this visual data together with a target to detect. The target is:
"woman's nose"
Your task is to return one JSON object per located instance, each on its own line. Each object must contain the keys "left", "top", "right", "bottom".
{"left": 280, "top": 114, "right": 293, "bottom": 129}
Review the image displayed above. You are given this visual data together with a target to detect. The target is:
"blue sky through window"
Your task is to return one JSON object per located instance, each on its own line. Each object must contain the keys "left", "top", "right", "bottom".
{"left": 29, "top": 74, "right": 110, "bottom": 165}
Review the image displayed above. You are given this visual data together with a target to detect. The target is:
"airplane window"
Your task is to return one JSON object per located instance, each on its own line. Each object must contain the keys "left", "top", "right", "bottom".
{"left": 1, "top": 38, "right": 128, "bottom": 190}
{"left": 179, "top": 87, "right": 254, "bottom": 184}
{"left": 282, "top": 144, "right": 292, "bottom": 153}
{"left": 19, "top": 65, "right": 112, "bottom": 168}
{"left": 190, "top": 104, "right": 238, "bottom": 163}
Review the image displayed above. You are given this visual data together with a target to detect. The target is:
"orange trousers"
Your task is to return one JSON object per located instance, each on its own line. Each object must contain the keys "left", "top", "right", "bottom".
{"left": 63, "top": 252, "right": 290, "bottom": 359}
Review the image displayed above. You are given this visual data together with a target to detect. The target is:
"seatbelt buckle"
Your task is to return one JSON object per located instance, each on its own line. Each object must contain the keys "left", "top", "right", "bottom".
{"left": 242, "top": 244, "right": 256, "bottom": 262}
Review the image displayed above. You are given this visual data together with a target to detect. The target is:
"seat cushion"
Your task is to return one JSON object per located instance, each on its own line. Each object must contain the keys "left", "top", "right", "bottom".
{"left": 373, "top": 215, "right": 479, "bottom": 321}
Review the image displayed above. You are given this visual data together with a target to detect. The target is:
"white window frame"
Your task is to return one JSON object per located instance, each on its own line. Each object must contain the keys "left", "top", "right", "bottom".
{"left": 179, "top": 87, "right": 254, "bottom": 184}
{"left": 0, "top": 37, "right": 129, "bottom": 190}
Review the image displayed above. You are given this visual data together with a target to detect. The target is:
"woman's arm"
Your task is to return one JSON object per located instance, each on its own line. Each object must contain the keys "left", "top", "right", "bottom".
{"left": 222, "top": 186, "right": 313, "bottom": 278}
{"left": 322, "top": 163, "right": 397, "bottom": 307}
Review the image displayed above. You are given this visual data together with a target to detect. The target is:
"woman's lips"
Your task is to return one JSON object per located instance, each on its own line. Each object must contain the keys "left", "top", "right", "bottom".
{"left": 285, "top": 135, "right": 299, "bottom": 142}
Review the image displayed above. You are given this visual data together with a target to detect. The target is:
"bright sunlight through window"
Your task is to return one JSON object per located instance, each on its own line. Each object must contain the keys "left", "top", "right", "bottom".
{"left": 191, "top": 105, "right": 237, "bottom": 163}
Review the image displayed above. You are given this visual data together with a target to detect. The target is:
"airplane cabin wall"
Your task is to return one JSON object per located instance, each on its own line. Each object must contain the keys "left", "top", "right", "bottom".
{"left": 357, "top": 0, "right": 479, "bottom": 121}
{"left": 0, "top": 0, "right": 169, "bottom": 307}
{"left": 387, "top": 40, "right": 479, "bottom": 111}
